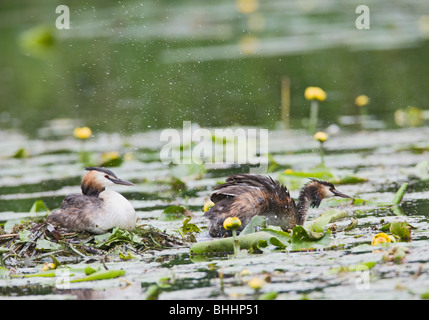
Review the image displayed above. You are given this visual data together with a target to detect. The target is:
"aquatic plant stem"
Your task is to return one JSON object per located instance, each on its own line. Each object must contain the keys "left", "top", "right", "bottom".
{"left": 309, "top": 100, "right": 319, "bottom": 134}
{"left": 232, "top": 229, "right": 240, "bottom": 256}
{"left": 360, "top": 106, "right": 368, "bottom": 129}
{"left": 319, "top": 141, "right": 325, "bottom": 166}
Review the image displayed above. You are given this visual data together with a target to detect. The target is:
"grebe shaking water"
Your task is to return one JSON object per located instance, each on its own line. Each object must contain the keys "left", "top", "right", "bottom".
{"left": 204, "top": 174, "right": 351, "bottom": 237}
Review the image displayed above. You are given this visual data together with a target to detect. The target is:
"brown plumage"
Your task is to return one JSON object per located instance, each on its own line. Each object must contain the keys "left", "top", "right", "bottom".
{"left": 204, "top": 174, "right": 351, "bottom": 237}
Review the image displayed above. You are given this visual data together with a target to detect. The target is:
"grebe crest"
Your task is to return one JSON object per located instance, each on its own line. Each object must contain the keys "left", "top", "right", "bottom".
{"left": 47, "top": 167, "right": 136, "bottom": 234}
{"left": 204, "top": 174, "right": 351, "bottom": 237}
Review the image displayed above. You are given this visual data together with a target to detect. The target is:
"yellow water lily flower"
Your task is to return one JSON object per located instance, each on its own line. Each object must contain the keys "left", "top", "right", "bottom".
{"left": 236, "top": 0, "right": 259, "bottom": 14}
{"left": 371, "top": 232, "right": 396, "bottom": 246}
{"left": 240, "top": 268, "right": 253, "bottom": 276}
{"left": 248, "top": 277, "right": 265, "bottom": 290}
{"left": 313, "top": 131, "right": 328, "bottom": 143}
{"left": 100, "top": 151, "right": 120, "bottom": 162}
{"left": 355, "top": 95, "right": 370, "bottom": 107}
{"left": 305, "top": 87, "right": 327, "bottom": 101}
{"left": 223, "top": 217, "right": 242, "bottom": 230}
{"left": 42, "top": 262, "right": 56, "bottom": 271}
{"left": 203, "top": 200, "right": 215, "bottom": 212}
{"left": 73, "top": 127, "right": 92, "bottom": 139}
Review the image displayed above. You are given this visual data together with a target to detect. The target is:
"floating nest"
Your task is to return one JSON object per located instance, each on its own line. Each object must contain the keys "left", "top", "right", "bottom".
{"left": 0, "top": 218, "right": 185, "bottom": 268}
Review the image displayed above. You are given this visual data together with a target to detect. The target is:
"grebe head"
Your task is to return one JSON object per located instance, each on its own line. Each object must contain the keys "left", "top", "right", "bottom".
{"left": 304, "top": 179, "right": 351, "bottom": 208}
{"left": 82, "top": 167, "right": 134, "bottom": 196}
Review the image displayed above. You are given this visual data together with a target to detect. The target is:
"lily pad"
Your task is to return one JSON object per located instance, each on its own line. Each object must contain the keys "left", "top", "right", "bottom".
{"left": 190, "top": 231, "right": 289, "bottom": 255}
{"left": 35, "top": 239, "right": 63, "bottom": 251}
{"left": 291, "top": 226, "right": 331, "bottom": 250}
{"left": 94, "top": 227, "right": 142, "bottom": 248}
{"left": 158, "top": 205, "right": 193, "bottom": 221}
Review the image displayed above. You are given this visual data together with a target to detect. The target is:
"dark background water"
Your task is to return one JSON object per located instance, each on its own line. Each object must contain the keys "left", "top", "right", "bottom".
{"left": 1, "top": 0, "right": 429, "bottom": 134}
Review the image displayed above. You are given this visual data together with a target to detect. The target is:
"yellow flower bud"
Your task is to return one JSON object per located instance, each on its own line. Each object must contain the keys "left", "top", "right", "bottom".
{"left": 223, "top": 217, "right": 242, "bottom": 230}
{"left": 248, "top": 277, "right": 265, "bottom": 290}
{"left": 371, "top": 232, "right": 395, "bottom": 246}
{"left": 313, "top": 131, "right": 328, "bottom": 143}
{"left": 203, "top": 201, "right": 215, "bottom": 212}
{"left": 355, "top": 95, "right": 370, "bottom": 107}
{"left": 42, "top": 262, "right": 56, "bottom": 271}
{"left": 304, "top": 87, "right": 327, "bottom": 101}
{"left": 240, "top": 268, "right": 252, "bottom": 276}
{"left": 73, "top": 127, "right": 92, "bottom": 140}
{"left": 100, "top": 151, "right": 120, "bottom": 162}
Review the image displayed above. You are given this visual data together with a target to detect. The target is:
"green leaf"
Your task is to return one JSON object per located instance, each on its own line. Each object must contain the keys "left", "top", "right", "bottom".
{"left": 180, "top": 217, "right": 201, "bottom": 234}
{"left": 240, "top": 215, "right": 267, "bottom": 235}
{"left": 158, "top": 205, "right": 192, "bottom": 221}
{"left": 0, "top": 267, "right": 10, "bottom": 278}
{"left": 389, "top": 221, "right": 413, "bottom": 241}
{"left": 35, "top": 239, "right": 63, "bottom": 251}
{"left": 3, "top": 219, "right": 21, "bottom": 234}
{"left": 146, "top": 284, "right": 161, "bottom": 300}
{"left": 95, "top": 227, "right": 142, "bottom": 248}
{"left": 70, "top": 269, "right": 125, "bottom": 283}
{"left": 258, "top": 292, "right": 278, "bottom": 300}
{"left": 12, "top": 148, "right": 30, "bottom": 159}
{"left": 84, "top": 265, "right": 98, "bottom": 275}
{"left": 330, "top": 261, "right": 377, "bottom": 274}
{"left": 305, "top": 209, "right": 347, "bottom": 233}
{"left": 119, "top": 251, "right": 136, "bottom": 260}
{"left": 344, "top": 217, "right": 358, "bottom": 231}
{"left": 291, "top": 226, "right": 331, "bottom": 251}
{"left": 391, "top": 183, "right": 408, "bottom": 205}
{"left": 190, "top": 231, "right": 289, "bottom": 255}
{"left": 30, "top": 200, "right": 50, "bottom": 214}
{"left": 12, "top": 271, "right": 57, "bottom": 278}
{"left": 18, "top": 229, "right": 32, "bottom": 242}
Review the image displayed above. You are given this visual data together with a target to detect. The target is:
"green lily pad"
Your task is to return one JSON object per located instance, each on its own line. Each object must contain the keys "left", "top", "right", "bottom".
{"left": 291, "top": 226, "right": 331, "bottom": 251}
{"left": 94, "top": 227, "right": 142, "bottom": 248}
{"left": 159, "top": 205, "right": 192, "bottom": 221}
{"left": 35, "top": 239, "right": 63, "bottom": 251}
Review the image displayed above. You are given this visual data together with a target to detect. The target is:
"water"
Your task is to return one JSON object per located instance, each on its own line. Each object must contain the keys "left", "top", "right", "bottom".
{"left": 1, "top": 0, "right": 429, "bottom": 300}
{"left": 1, "top": 0, "right": 429, "bottom": 134}
{"left": 1, "top": 123, "right": 429, "bottom": 299}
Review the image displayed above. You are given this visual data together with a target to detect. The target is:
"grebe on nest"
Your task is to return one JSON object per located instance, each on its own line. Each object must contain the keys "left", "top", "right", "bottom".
{"left": 204, "top": 174, "right": 351, "bottom": 237}
{"left": 47, "top": 167, "right": 136, "bottom": 234}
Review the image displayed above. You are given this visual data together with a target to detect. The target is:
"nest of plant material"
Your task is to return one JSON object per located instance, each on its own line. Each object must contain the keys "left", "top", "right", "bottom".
{"left": 0, "top": 219, "right": 185, "bottom": 268}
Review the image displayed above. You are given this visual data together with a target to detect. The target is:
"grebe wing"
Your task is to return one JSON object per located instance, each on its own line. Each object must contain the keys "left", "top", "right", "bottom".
{"left": 211, "top": 174, "right": 291, "bottom": 203}
{"left": 47, "top": 194, "right": 103, "bottom": 232}
{"left": 60, "top": 194, "right": 103, "bottom": 209}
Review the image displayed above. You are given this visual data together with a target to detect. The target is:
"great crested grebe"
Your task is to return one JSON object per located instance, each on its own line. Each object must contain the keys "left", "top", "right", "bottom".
{"left": 47, "top": 167, "right": 136, "bottom": 234}
{"left": 204, "top": 174, "right": 351, "bottom": 237}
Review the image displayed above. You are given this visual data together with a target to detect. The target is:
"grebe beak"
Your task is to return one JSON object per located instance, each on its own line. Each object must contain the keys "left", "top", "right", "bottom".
{"left": 332, "top": 189, "right": 351, "bottom": 198}
{"left": 109, "top": 177, "right": 135, "bottom": 186}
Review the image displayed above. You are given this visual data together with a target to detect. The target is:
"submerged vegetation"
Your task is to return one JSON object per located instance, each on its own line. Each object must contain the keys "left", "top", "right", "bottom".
{"left": 0, "top": 214, "right": 184, "bottom": 268}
